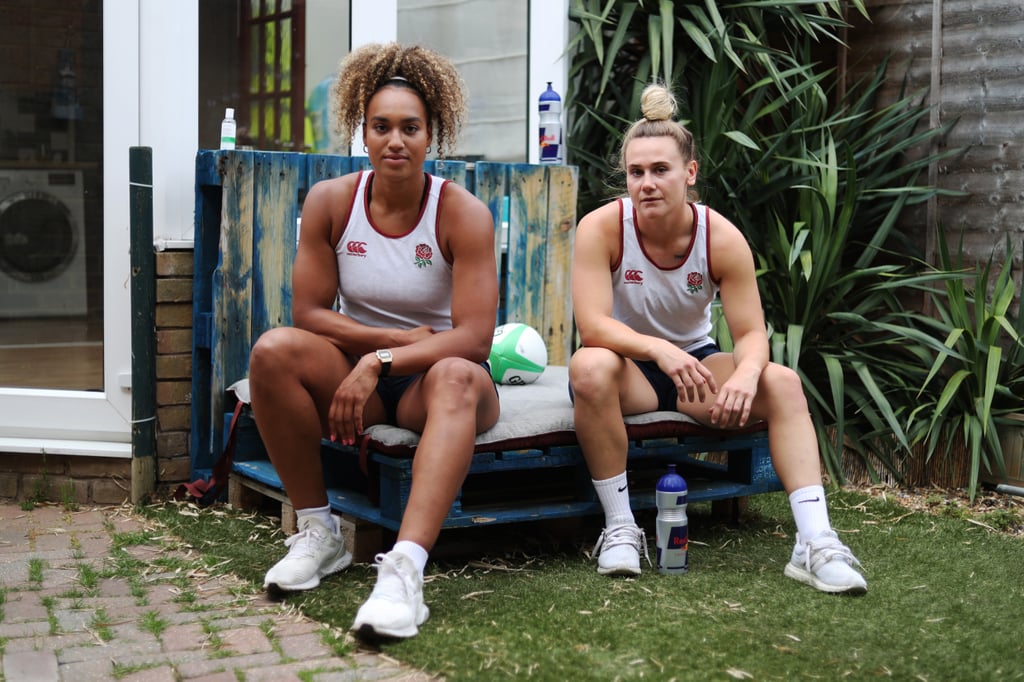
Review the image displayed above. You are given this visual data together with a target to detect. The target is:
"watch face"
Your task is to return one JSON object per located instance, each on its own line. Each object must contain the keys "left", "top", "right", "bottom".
{"left": 377, "top": 349, "right": 393, "bottom": 362}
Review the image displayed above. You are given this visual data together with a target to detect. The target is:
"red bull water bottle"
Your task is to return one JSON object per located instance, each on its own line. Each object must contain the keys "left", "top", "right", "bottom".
{"left": 538, "top": 82, "right": 562, "bottom": 164}
{"left": 656, "top": 464, "right": 688, "bottom": 574}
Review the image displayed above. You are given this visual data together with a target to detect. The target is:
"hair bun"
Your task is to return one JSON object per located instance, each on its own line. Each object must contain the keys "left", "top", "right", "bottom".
{"left": 640, "top": 84, "right": 676, "bottom": 122}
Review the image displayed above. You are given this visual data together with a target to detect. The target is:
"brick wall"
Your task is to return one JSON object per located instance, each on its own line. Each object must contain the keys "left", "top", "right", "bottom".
{"left": 0, "top": 454, "right": 133, "bottom": 505}
{"left": 154, "top": 249, "right": 194, "bottom": 493}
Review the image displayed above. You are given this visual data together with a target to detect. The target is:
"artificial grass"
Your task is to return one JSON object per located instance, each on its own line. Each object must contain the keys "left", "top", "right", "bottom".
{"left": 143, "top": 489, "right": 1024, "bottom": 681}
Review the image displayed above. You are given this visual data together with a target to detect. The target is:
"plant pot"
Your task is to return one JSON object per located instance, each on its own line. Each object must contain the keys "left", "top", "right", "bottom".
{"left": 982, "top": 413, "right": 1024, "bottom": 488}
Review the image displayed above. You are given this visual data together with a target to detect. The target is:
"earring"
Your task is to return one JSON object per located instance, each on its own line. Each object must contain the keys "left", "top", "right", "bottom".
{"left": 362, "top": 145, "right": 368, "bottom": 153}
{"left": 426, "top": 146, "right": 432, "bottom": 154}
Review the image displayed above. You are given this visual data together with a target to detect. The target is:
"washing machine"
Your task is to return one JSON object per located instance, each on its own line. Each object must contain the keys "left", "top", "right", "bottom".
{"left": 0, "top": 168, "right": 88, "bottom": 317}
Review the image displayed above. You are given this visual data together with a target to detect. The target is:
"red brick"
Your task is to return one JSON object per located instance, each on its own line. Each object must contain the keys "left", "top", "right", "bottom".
{"left": 156, "top": 278, "right": 193, "bottom": 303}
{"left": 156, "top": 251, "right": 193, "bottom": 277}
{"left": 157, "top": 405, "right": 191, "bottom": 431}
{"left": 66, "top": 457, "right": 132, "bottom": 478}
{"left": 156, "top": 303, "right": 192, "bottom": 328}
{"left": 0, "top": 474, "right": 20, "bottom": 498}
{"left": 158, "top": 456, "right": 191, "bottom": 484}
{"left": 161, "top": 622, "right": 208, "bottom": 652}
{"left": 156, "top": 431, "right": 188, "bottom": 458}
{"left": 156, "top": 380, "right": 191, "bottom": 406}
{"left": 220, "top": 626, "right": 274, "bottom": 655}
{"left": 156, "top": 354, "right": 192, "bottom": 379}
{"left": 91, "top": 478, "right": 130, "bottom": 505}
{"left": 156, "top": 329, "right": 192, "bottom": 354}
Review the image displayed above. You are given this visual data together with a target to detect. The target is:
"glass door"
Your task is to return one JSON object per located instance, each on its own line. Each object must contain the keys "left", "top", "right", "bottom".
{"left": 0, "top": 1, "right": 134, "bottom": 453}
{"left": 0, "top": 4, "right": 102, "bottom": 391}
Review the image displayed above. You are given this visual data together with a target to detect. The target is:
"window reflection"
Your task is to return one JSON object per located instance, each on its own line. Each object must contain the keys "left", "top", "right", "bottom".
{"left": 199, "top": 0, "right": 527, "bottom": 161}
{"left": 0, "top": 2, "right": 104, "bottom": 391}
{"left": 200, "top": 0, "right": 349, "bottom": 153}
{"left": 398, "top": 0, "right": 528, "bottom": 162}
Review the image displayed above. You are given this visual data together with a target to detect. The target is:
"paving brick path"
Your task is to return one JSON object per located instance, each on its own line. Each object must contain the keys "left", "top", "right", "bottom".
{"left": 0, "top": 502, "right": 434, "bottom": 681}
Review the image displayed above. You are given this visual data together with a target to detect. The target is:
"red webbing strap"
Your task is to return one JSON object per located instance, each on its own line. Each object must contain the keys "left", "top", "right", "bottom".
{"left": 176, "top": 401, "right": 245, "bottom": 504}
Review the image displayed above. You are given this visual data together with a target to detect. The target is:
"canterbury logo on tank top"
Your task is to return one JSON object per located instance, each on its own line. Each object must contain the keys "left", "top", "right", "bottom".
{"left": 611, "top": 198, "right": 718, "bottom": 353}
{"left": 334, "top": 171, "right": 453, "bottom": 331}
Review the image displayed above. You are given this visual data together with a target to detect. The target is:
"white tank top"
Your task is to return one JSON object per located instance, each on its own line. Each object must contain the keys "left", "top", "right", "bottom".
{"left": 611, "top": 198, "right": 718, "bottom": 352}
{"left": 334, "top": 171, "right": 453, "bottom": 331}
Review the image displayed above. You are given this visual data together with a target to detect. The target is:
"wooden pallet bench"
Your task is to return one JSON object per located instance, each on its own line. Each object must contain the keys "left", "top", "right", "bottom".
{"left": 190, "top": 149, "right": 782, "bottom": 548}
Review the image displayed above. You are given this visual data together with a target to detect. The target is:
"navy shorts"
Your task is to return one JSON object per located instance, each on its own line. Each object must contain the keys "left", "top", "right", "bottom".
{"left": 375, "top": 361, "right": 494, "bottom": 424}
{"left": 635, "top": 342, "right": 721, "bottom": 411}
{"left": 568, "top": 342, "right": 721, "bottom": 411}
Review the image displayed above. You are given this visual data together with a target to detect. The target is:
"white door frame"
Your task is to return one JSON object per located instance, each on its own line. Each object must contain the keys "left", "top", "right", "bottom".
{"left": 0, "top": 0, "right": 140, "bottom": 457}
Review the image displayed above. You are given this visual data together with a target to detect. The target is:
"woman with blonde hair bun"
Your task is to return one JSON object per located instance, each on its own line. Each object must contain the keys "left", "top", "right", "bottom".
{"left": 569, "top": 82, "right": 867, "bottom": 594}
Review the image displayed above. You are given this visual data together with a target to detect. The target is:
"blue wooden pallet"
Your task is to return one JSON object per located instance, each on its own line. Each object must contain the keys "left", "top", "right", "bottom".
{"left": 230, "top": 427, "right": 780, "bottom": 531}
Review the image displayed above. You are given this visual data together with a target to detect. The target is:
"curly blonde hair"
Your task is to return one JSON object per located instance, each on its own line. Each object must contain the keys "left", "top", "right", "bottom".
{"left": 332, "top": 42, "right": 468, "bottom": 158}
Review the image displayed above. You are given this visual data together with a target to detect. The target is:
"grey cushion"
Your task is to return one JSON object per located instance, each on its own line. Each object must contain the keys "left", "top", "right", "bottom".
{"left": 230, "top": 365, "right": 761, "bottom": 456}
{"left": 364, "top": 365, "right": 703, "bottom": 450}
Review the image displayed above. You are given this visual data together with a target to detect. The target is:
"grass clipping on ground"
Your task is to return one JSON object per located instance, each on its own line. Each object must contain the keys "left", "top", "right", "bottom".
{"left": 143, "top": 488, "right": 1024, "bottom": 681}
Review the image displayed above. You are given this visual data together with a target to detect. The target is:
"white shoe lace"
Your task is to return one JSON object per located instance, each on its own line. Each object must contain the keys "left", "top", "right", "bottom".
{"left": 282, "top": 525, "right": 327, "bottom": 560}
{"left": 802, "top": 532, "right": 862, "bottom": 572}
{"left": 594, "top": 524, "right": 651, "bottom": 566}
{"left": 370, "top": 552, "right": 419, "bottom": 601}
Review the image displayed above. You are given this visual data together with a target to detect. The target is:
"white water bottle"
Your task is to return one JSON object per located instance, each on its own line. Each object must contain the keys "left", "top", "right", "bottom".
{"left": 538, "top": 82, "right": 562, "bottom": 164}
{"left": 655, "top": 464, "right": 689, "bottom": 575}
{"left": 220, "top": 108, "right": 236, "bottom": 150}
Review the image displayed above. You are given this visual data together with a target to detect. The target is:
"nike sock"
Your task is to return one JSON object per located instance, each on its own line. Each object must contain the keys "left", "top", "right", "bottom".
{"left": 593, "top": 472, "right": 635, "bottom": 527}
{"left": 789, "top": 485, "right": 831, "bottom": 542}
{"left": 392, "top": 540, "right": 429, "bottom": 576}
{"left": 295, "top": 504, "right": 336, "bottom": 534}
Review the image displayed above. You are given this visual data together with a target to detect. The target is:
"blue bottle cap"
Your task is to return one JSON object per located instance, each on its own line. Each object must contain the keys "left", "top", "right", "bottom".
{"left": 539, "top": 82, "right": 560, "bottom": 103}
{"left": 657, "top": 464, "right": 687, "bottom": 492}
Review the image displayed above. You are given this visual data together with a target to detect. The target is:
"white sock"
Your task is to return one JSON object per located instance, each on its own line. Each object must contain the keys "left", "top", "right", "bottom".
{"left": 392, "top": 540, "right": 429, "bottom": 576}
{"left": 296, "top": 504, "right": 335, "bottom": 533}
{"left": 593, "top": 472, "right": 635, "bottom": 527}
{"left": 789, "top": 485, "right": 831, "bottom": 542}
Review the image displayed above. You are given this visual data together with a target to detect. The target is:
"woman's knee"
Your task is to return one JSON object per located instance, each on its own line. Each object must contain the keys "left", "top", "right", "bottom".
{"left": 422, "top": 357, "right": 488, "bottom": 397}
{"left": 568, "top": 347, "right": 624, "bottom": 402}
{"left": 249, "top": 327, "right": 320, "bottom": 385}
{"left": 763, "top": 363, "right": 808, "bottom": 411}
{"left": 249, "top": 328, "right": 294, "bottom": 376}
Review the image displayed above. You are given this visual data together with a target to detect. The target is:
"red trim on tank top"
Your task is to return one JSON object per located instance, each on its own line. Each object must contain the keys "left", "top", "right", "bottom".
{"left": 630, "top": 201, "right": 698, "bottom": 271}
{"left": 705, "top": 205, "right": 721, "bottom": 285}
{"left": 436, "top": 178, "right": 455, "bottom": 267}
{"left": 363, "top": 171, "right": 431, "bottom": 239}
{"left": 337, "top": 170, "right": 366, "bottom": 242}
{"left": 610, "top": 198, "right": 626, "bottom": 272}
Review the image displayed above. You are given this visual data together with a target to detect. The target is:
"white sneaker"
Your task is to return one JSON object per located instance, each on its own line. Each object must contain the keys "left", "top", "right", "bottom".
{"left": 263, "top": 515, "right": 352, "bottom": 592}
{"left": 784, "top": 530, "right": 867, "bottom": 594}
{"left": 351, "top": 550, "right": 430, "bottom": 640}
{"left": 592, "top": 522, "right": 649, "bottom": 576}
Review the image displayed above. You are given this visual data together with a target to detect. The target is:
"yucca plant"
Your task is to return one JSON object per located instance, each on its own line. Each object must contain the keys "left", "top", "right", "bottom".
{"left": 717, "top": 69, "right": 966, "bottom": 482}
{"left": 565, "top": 0, "right": 967, "bottom": 482}
{"left": 911, "top": 232, "right": 1024, "bottom": 500}
{"left": 566, "top": 0, "right": 863, "bottom": 212}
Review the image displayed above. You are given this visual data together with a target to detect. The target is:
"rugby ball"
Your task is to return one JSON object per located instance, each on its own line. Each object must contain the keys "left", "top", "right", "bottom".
{"left": 488, "top": 323, "right": 548, "bottom": 385}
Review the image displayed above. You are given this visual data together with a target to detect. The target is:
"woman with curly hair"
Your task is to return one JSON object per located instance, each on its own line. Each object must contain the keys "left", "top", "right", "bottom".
{"left": 247, "top": 43, "right": 499, "bottom": 640}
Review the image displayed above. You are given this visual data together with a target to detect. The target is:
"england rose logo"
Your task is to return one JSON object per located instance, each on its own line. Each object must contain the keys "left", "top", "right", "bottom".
{"left": 414, "top": 243, "right": 433, "bottom": 268}
{"left": 686, "top": 272, "right": 703, "bottom": 294}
